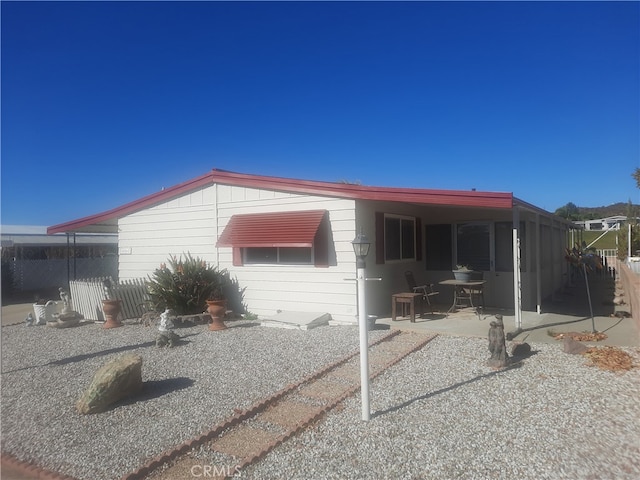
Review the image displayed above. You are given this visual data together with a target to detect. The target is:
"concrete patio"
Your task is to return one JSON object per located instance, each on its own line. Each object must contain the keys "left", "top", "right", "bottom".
{"left": 376, "top": 275, "right": 639, "bottom": 347}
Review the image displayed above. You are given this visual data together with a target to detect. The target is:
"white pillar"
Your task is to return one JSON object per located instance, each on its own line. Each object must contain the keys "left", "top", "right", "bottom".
{"left": 512, "top": 208, "right": 522, "bottom": 330}
{"left": 535, "top": 214, "right": 542, "bottom": 314}
{"left": 357, "top": 265, "right": 370, "bottom": 421}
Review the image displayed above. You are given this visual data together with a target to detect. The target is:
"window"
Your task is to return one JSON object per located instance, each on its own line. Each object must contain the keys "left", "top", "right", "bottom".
{"left": 424, "top": 221, "right": 527, "bottom": 272}
{"left": 456, "top": 223, "right": 491, "bottom": 271}
{"left": 384, "top": 215, "right": 415, "bottom": 261}
{"left": 495, "top": 221, "right": 526, "bottom": 272}
{"left": 244, "top": 247, "right": 312, "bottom": 265}
{"left": 216, "top": 210, "right": 330, "bottom": 267}
{"left": 425, "top": 224, "right": 453, "bottom": 270}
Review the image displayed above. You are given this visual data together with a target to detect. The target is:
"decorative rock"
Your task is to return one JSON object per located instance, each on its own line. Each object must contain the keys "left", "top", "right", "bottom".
{"left": 563, "top": 336, "right": 588, "bottom": 355}
{"left": 76, "top": 354, "right": 143, "bottom": 414}
{"left": 511, "top": 342, "right": 531, "bottom": 358}
{"left": 156, "top": 331, "right": 180, "bottom": 348}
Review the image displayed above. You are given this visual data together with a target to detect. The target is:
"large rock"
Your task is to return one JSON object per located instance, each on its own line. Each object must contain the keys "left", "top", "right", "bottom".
{"left": 563, "top": 337, "right": 588, "bottom": 355}
{"left": 76, "top": 354, "right": 143, "bottom": 414}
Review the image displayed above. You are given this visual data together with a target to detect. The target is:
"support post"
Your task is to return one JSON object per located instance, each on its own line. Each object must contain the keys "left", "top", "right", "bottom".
{"left": 535, "top": 214, "right": 542, "bottom": 314}
{"left": 512, "top": 208, "right": 522, "bottom": 330}
{"left": 357, "top": 264, "right": 370, "bottom": 421}
{"left": 66, "top": 233, "right": 71, "bottom": 286}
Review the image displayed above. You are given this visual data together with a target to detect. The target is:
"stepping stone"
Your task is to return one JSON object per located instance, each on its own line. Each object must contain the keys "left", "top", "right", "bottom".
{"left": 211, "top": 426, "right": 279, "bottom": 459}
{"left": 298, "top": 378, "right": 353, "bottom": 400}
{"left": 257, "top": 400, "right": 323, "bottom": 430}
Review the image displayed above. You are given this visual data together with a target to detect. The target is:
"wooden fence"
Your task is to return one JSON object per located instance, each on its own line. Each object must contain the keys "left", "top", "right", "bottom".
{"left": 69, "top": 277, "right": 149, "bottom": 321}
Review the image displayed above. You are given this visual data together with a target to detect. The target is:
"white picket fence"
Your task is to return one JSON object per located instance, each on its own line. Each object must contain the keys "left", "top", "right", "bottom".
{"left": 109, "top": 278, "right": 149, "bottom": 320}
{"left": 69, "top": 277, "right": 149, "bottom": 321}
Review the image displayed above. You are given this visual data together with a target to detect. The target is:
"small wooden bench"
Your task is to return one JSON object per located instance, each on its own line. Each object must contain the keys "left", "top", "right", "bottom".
{"left": 391, "top": 292, "right": 423, "bottom": 322}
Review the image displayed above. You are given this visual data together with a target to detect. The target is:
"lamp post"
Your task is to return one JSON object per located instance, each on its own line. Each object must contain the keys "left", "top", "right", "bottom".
{"left": 352, "top": 231, "right": 371, "bottom": 421}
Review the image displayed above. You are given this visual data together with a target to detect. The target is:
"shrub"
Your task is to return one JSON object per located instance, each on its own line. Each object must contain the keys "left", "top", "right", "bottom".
{"left": 146, "top": 253, "right": 231, "bottom": 315}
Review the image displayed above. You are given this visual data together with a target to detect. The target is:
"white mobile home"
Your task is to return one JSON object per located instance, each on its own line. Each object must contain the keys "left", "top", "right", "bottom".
{"left": 48, "top": 169, "right": 571, "bottom": 323}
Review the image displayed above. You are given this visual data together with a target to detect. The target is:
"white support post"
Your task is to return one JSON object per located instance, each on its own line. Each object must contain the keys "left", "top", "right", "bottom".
{"left": 535, "top": 214, "right": 542, "bottom": 314}
{"left": 513, "top": 209, "right": 522, "bottom": 330}
{"left": 357, "top": 265, "right": 370, "bottom": 421}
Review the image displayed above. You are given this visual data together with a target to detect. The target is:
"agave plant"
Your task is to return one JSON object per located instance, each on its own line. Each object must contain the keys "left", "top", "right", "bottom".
{"left": 146, "top": 253, "right": 230, "bottom": 315}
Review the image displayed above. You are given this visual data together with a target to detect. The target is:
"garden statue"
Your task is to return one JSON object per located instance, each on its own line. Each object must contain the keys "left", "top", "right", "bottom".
{"left": 59, "top": 287, "right": 72, "bottom": 314}
{"left": 156, "top": 309, "right": 179, "bottom": 348}
{"left": 487, "top": 314, "right": 509, "bottom": 368}
{"left": 25, "top": 313, "right": 34, "bottom": 326}
{"left": 50, "top": 287, "right": 83, "bottom": 327}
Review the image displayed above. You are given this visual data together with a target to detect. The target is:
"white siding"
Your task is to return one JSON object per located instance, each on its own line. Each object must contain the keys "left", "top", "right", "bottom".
{"left": 115, "top": 180, "right": 568, "bottom": 320}
{"left": 118, "top": 185, "right": 218, "bottom": 279}
{"left": 215, "top": 184, "right": 359, "bottom": 323}
{"left": 118, "top": 183, "right": 361, "bottom": 323}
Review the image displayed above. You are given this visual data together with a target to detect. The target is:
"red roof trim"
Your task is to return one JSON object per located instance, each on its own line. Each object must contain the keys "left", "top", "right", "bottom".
{"left": 47, "top": 168, "right": 515, "bottom": 234}
{"left": 217, "top": 210, "right": 326, "bottom": 248}
{"left": 210, "top": 170, "right": 514, "bottom": 208}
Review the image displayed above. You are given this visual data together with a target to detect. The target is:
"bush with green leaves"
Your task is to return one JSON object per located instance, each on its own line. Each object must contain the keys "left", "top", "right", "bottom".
{"left": 146, "top": 253, "right": 234, "bottom": 315}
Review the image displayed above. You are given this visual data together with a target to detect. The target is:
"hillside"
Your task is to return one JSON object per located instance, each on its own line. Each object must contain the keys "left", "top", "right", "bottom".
{"left": 577, "top": 202, "right": 637, "bottom": 218}
{"left": 555, "top": 202, "right": 639, "bottom": 220}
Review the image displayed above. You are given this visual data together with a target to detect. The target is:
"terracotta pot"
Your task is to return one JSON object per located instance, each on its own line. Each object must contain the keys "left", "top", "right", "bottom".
{"left": 206, "top": 300, "right": 227, "bottom": 331}
{"left": 102, "top": 299, "right": 123, "bottom": 329}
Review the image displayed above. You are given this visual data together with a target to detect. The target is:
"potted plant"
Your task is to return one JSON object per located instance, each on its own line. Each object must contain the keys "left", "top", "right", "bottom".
{"left": 146, "top": 253, "right": 232, "bottom": 330}
{"left": 452, "top": 264, "right": 474, "bottom": 282}
{"left": 205, "top": 283, "right": 228, "bottom": 331}
{"left": 101, "top": 279, "right": 123, "bottom": 329}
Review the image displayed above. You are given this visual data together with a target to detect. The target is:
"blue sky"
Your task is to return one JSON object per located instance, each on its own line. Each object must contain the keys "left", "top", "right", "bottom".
{"left": 2, "top": 1, "right": 639, "bottom": 226}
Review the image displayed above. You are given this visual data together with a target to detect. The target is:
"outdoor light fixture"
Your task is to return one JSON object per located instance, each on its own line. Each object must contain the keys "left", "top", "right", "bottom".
{"left": 351, "top": 231, "right": 371, "bottom": 269}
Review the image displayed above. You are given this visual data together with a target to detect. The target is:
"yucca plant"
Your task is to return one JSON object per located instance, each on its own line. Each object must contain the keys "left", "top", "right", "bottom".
{"left": 146, "top": 253, "right": 230, "bottom": 315}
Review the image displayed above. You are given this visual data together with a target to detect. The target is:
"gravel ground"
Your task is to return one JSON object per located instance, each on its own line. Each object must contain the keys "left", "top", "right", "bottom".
{"left": 2, "top": 321, "right": 640, "bottom": 480}
{"left": 0, "top": 320, "right": 386, "bottom": 479}
{"left": 240, "top": 335, "right": 640, "bottom": 480}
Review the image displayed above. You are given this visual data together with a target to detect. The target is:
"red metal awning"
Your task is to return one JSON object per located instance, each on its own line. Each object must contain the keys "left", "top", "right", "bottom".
{"left": 216, "top": 210, "right": 327, "bottom": 248}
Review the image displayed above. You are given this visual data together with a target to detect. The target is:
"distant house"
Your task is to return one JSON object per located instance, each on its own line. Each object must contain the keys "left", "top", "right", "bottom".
{"left": 573, "top": 215, "right": 633, "bottom": 231}
{"left": 1, "top": 225, "right": 118, "bottom": 292}
{"left": 47, "top": 169, "right": 572, "bottom": 323}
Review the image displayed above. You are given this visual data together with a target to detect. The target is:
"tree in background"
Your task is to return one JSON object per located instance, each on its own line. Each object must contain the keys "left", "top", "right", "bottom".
{"left": 554, "top": 202, "right": 580, "bottom": 220}
{"left": 632, "top": 168, "right": 640, "bottom": 189}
